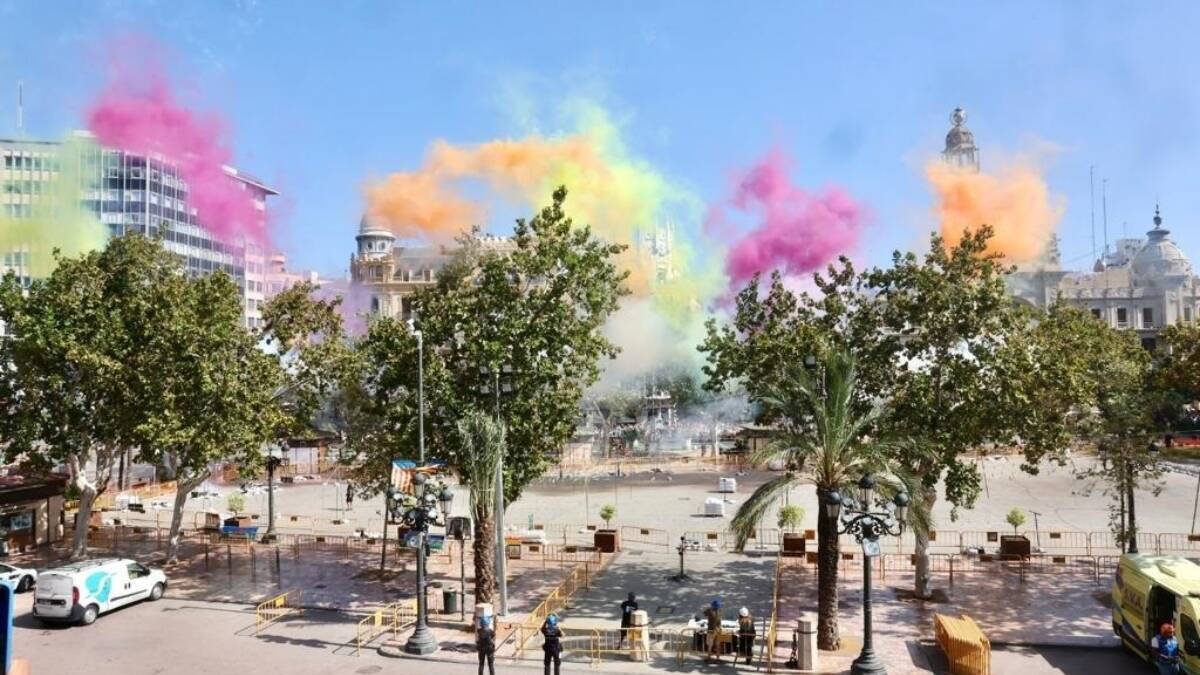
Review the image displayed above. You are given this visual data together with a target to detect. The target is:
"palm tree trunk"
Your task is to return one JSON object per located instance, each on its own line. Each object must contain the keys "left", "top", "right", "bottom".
{"left": 473, "top": 502, "right": 496, "bottom": 606}
{"left": 816, "top": 487, "right": 841, "bottom": 651}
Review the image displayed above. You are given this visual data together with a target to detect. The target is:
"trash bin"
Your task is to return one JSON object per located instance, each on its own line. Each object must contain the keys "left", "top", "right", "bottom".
{"left": 443, "top": 588, "right": 460, "bottom": 615}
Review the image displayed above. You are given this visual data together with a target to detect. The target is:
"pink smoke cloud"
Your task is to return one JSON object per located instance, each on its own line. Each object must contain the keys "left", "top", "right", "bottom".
{"left": 85, "top": 59, "right": 264, "bottom": 244}
{"left": 709, "top": 149, "right": 864, "bottom": 293}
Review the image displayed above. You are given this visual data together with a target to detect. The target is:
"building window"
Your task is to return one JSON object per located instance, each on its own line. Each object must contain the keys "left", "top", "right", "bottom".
{"left": 1090, "top": 308, "right": 1102, "bottom": 320}
{"left": 1187, "top": 307, "right": 1194, "bottom": 323}
{"left": 1143, "top": 307, "right": 1154, "bottom": 328}
{"left": 1117, "top": 308, "right": 1128, "bottom": 327}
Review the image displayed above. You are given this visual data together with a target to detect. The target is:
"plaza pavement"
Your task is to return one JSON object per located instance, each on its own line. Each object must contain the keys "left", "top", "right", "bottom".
{"left": 22, "top": 453, "right": 1197, "bottom": 674}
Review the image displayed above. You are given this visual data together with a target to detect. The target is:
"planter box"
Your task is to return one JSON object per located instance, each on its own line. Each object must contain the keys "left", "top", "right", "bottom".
{"left": 594, "top": 529, "right": 621, "bottom": 553}
{"left": 781, "top": 532, "right": 806, "bottom": 557}
{"left": 999, "top": 535, "right": 1031, "bottom": 559}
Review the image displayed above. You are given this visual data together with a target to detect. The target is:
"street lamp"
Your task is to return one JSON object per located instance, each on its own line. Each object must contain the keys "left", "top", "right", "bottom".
{"left": 670, "top": 535, "right": 694, "bottom": 582}
{"left": 824, "top": 474, "right": 908, "bottom": 675}
{"left": 392, "top": 472, "right": 453, "bottom": 655}
{"left": 264, "top": 444, "right": 286, "bottom": 540}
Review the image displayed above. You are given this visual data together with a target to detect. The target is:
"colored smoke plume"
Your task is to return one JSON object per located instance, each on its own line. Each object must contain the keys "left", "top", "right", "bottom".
{"left": 85, "top": 56, "right": 264, "bottom": 244}
{"left": 925, "top": 160, "right": 1063, "bottom": 263}
{"left": 364, "top": 102, "right": 718, "bottom": 308}
{"left": 708, "top": 148, "right": 864, "bottom": 293}
{"left": 0, "top": 136, "right": 107, "bottom": 277}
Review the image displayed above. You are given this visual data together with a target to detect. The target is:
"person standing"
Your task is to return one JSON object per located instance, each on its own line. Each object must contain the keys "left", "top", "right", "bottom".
{"left": 476, "top": 615, "right": 496, "bottom": 675}
{"left": 542, "top": 613, "right": 563, "bottom": 675}
{"left": 345, "top": 484, "right": 354, "bottom": 508}
{"left": 617, "top": 592, "right": 638, "bottom": 648}
{"left": 1152, "top": 622, "right": 1182, "bottom": 675}
{"left": 737, "top": 607, "right": 756, "bottom": 665}
{"left": 704, "top": 599, "right": 723, "bottom": 662}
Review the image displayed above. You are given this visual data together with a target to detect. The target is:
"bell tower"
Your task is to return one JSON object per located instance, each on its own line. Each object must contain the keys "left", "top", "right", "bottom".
{"left": 943, "top": 107, "right": 980, "bottom": 172}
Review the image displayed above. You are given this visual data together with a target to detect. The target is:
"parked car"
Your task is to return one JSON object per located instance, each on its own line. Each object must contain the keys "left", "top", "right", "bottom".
{"left": 33, "top": 558, "right": 166, "bottom": 626}
{"left": 0, "top": 563, "right": 37, "bottom": 592}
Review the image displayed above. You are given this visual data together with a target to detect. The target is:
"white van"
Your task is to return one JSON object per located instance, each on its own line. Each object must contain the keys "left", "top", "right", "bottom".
{"left": 32, "top": 558, "right": 167, "bottom": 625}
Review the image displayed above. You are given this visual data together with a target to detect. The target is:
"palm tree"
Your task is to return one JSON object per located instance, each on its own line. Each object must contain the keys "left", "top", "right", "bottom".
{"left": 730, "top": 350, "right": 928, "bottom": 651}
{"left": 453, "top": 411, "right": 507, "bottom": 606}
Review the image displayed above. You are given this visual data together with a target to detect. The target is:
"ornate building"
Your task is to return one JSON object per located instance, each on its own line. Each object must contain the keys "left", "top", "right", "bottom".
{"left": 943, "top": 107, "right": 1200, "bottom": 348}
{"left": 349, "top": 216, "right": 513, "bottom": 320}
{"left": 1053, "top": 207, "right": 1200, "bottom": 349}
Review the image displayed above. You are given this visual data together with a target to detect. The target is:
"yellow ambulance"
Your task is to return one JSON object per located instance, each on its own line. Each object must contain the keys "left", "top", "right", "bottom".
{"left": 1114, "top": 553, "right": 1200, "bottom": 671}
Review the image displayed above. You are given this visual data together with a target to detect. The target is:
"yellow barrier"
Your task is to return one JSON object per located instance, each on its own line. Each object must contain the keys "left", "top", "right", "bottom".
{"left": 354, "top": 600, "right": 415, "bottom": 655}
{"left": 254, "top": 589, "right": 303, "bottom": 634}
{"left": 934, "top": 613, "right": 990, "bottom": 675}
{"left": 588, "top": 626, "right": 689, "bottom": 666}
{"left": 514, "top": 560, "right": 599, "bottom": 658}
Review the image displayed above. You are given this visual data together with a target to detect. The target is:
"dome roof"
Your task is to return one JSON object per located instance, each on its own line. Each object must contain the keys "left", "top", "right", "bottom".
{"left": 358, "top": 214, "right": 395, "bottom": 239}
{"left": 1132, "top": 207, "right": 1192, "bottom": 280}
{"left": 944, "top": 107, "right": 977, "bottom": 152}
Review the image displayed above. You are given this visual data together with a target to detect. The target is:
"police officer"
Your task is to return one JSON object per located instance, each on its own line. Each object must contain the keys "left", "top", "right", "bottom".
{"left": 1152, "top": 622, "right": 1182, "bottom": 675}
{"left": 476, "top": 615, "right": 496, "bottom": 675}
{"left": 737, "top": 607, "right": 756, "bottom": 664}
{"left": 542, "top": 613, "right": 564, "bottom": 675}
{"left": 617, "top": 592, "right": 638, "bottom": 648}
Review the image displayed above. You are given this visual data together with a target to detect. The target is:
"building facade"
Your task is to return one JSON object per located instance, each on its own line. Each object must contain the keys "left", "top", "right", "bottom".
{"left": 945, "top": 109, "right": 1199, "bottom": 348}
{"left": 1, "top": 133, "right": 278, "bottom": 328}
{"left": 350, "top": 215, "right": 514, "bottom": 320}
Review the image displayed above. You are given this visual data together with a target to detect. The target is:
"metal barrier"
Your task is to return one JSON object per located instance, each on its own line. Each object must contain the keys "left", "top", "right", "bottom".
{"left": 619, "top": 525, "right": 670, "bottom": 548}
{"left": 587, "top": 626, "right": 689, "bottom": 665}
{"left": 254, "top": 589, "right": 303, "bottom": 633}
{"left": 934, "top": 613, "right": 990, "bottom": 675}
{"left": 354, "top": 600, "right": 414, "bottom": 655}
{"left": 513, "top": 558, "right": 602, "bottom": 658}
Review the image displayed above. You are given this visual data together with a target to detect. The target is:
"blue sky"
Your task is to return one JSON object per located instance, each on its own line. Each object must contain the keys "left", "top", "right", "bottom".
{"left": 3, "top": 1, "right": 1200, "bottom": 278}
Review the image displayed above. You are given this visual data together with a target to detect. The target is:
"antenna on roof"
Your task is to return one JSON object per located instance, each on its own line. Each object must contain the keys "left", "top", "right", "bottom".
{"left": 16, "top": 79, "right": 23, "bottom": 135}
{"left": 1089, "top": 166, "right": 1096, "bottom": 263}
{"left": 1102, "top": 178, "right": 1109, "bottom": 256}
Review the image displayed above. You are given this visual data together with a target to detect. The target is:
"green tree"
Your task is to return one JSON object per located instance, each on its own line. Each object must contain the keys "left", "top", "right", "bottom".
{"left": 704, "top": 229, "right": 1030, "bottom": 599}
{"left": 0, "top": 236, "right": 187, "bottom": 558}
{"left": 257, "top": 281, "right": 351, "bottom": 534}
{"left": 776, "top": 505, "right": 804, "bottom": 532}
{"left": 728, "top": 351, "right": 927, "bottom": 650}
{"left": 227, "top": 492, "right": 246, "bottom": 516}
{"left": 1005, "top": 508, "right": 1026, "bottom": 534}
{"left": 347, "top": 188, "right": 627, "bottom": 602}
{"left": 133, "top": 267, "right": 280, "bottom": 562}
{"left": 599, "top": 504, "right": 616, "bottom": 528}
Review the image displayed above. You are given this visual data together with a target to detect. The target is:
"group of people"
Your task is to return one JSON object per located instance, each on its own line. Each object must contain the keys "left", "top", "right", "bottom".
{"left": 473, "top": 612, "right": 564, "bottom": 675}
{"left": 699, "top": 598, "right": 757, "bottom": 664}
{"left": 472, "top": 593, "right": 758, "bottom": 674}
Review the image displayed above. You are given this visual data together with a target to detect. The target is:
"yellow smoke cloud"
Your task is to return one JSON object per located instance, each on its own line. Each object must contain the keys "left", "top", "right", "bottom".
{"left": 925, "top": 159, "right": 1064, "bottom": 263}
{"left": 363, "top": 102, "right": 719, "bottom": 307}
{"left": 0, "top": 135, "right": 107, "bottom": 277}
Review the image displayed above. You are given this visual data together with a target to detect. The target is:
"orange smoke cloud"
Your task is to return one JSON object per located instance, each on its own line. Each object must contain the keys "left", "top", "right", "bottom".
{"left": 363, "top": 168, "right": 483, "bottom": 237}
{"left": 925, "top": 160, "right": 1063, "bottom": 263}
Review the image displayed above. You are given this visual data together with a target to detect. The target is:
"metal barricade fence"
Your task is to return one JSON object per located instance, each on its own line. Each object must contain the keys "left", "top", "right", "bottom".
{"left": 620, "top": 525, "right": 671, "bottom": 548}
{"left": 254, "top": 589, "right": 303, "bottom": 633}
{"left": 682, "top": 530, "right": 728, "bottom": 551}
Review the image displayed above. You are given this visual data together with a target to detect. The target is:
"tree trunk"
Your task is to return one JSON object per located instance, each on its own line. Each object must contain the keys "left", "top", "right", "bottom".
{"left": 67, "top": 451, "right": 108, "bottom": 560}
{"left": 71, "top": 485, "right": 96, "bottom": 560}
{"left": 913, "top": 486, "right": 938, "bottom": 599}
{"left": 473, "top": 502, "right": 496, "bottom": 606}
{"left": 816, "top": 487, "right": 840, "bottom": 651}
{"left": 167, "top": 470, "right": 208, "bottom": 563}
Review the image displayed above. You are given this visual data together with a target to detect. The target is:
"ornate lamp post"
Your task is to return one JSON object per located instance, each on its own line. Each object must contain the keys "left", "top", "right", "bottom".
{"left": 392, "top": 472, "right": 454, "bottom": 655}
{"left": 670, "top": 535, "right": 694, "bottom": 582}
{"left": 824, "top": 474, "right": 909, "bottom": 675}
